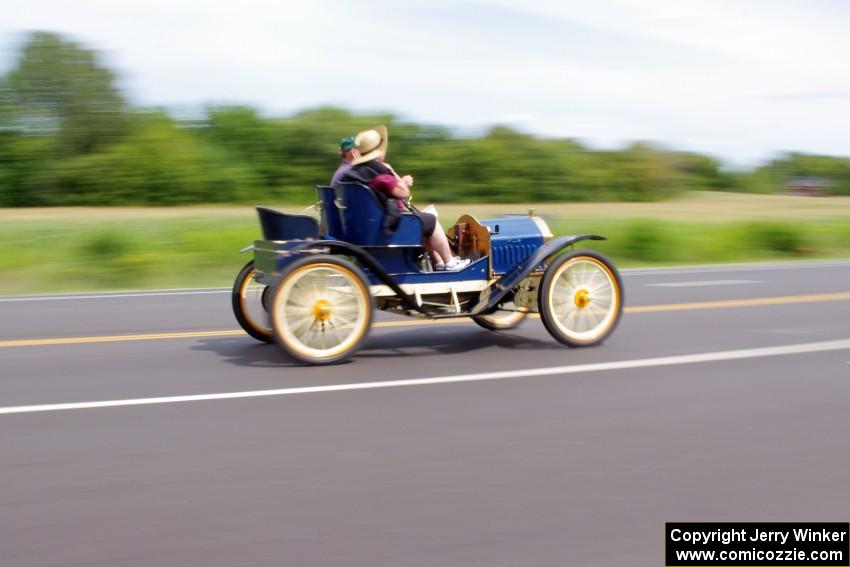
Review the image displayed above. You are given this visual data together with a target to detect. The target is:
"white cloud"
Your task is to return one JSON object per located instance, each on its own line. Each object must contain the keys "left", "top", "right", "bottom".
{"left": 3, "top": 0, "right": 850, "bottom": 163}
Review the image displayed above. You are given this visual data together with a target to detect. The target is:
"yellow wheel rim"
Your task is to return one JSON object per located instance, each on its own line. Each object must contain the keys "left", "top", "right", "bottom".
{"left": 311, "top": 299, "right": 333, "bottom": 321}
{"left": 239, "top": 267, "right": 272, "bottom": 337}
{"left": 573, "top": 288, "right": 591, "bottom": 309}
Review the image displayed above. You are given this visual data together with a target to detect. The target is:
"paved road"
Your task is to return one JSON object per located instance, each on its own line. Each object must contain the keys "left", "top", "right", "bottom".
{"left": 2, "top": 260, "right": 849, "bottom": 566}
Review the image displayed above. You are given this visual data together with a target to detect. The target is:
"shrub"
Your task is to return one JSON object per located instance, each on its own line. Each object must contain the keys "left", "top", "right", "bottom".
{"left": 744, "top": 222, "right": 806, "bottom": 255}
{"left": 617, "top": 221, "right": 677, "bottom": 262}
{"left": 76, "top": 229, "right": 153, "bottom": 286}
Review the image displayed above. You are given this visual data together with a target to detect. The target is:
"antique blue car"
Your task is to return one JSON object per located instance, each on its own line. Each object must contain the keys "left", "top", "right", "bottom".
{"left": 232, "top": 183, "right": 623, "bottom": 364}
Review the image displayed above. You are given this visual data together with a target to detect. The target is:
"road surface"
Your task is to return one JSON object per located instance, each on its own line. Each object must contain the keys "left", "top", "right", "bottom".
{"left": 2, "top": 260, "right": 849, "bottom": 566}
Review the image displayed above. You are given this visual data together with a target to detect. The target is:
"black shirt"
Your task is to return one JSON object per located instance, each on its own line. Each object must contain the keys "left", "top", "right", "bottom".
{"left": 338, "top": 159, "right": 403, "bottom": 233}
{"left": 339, "top": 159, "right": 392, "bottom": 185}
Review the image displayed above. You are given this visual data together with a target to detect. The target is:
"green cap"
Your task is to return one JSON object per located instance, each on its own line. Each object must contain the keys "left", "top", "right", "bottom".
{"left": 339, "top": 136, "right": 356, "bottom": 151}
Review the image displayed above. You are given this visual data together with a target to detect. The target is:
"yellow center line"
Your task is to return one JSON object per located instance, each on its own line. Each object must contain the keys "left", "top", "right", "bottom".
{"left": 625, "top": 290, "right": 850, "bottom": 313}
{"left": 0, "top": 330, "right": 244, "bottom": 348}
{"left": 2, "top": 291, "right": 850, "bottom": 349}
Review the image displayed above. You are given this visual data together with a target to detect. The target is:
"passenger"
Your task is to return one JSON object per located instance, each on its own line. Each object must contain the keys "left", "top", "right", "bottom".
{"left": 341, "top": 125, "right": 470, "bottom": 271}
{"left": 329, "top": 136, "right": 359, "bottom": 186}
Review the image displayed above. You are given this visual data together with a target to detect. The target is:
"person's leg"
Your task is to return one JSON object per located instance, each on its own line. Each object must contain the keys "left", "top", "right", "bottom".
{"left": 418, "top": 213, "right": 450, "bottom": 264}
{"left": 430, "top": 248, "right": 445, "bottom": 266}
{"left": 419, "top": 212, "right": 468, "bottom": 269}
{"left": 430, "top": 222, "right": 471, "bottom": 270}
{"left": 426, "top": 223, "right": 453, "bottom": 264}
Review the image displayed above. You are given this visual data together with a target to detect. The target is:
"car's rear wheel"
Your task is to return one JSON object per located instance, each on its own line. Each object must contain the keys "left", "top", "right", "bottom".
{"left": 270, "top": 256, "right": 373, "bottom": 365}
{"left": 538, "top": 250, "right": 623, "bottom": 347}
{"left": 232, "top": 260, "right": 273, "bottom": 343}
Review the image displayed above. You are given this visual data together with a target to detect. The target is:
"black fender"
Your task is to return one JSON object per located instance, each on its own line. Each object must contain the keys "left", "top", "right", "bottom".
{"left": 281, "top": 239, "right": 425, "bottom": 313}
{"left": 471, "top": 234, "right": 606, "bottom": 314}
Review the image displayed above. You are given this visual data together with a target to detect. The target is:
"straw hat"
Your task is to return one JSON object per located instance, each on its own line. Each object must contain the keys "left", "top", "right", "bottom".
{"left": 351, "top": 125, "right": 388, "bottom": 165}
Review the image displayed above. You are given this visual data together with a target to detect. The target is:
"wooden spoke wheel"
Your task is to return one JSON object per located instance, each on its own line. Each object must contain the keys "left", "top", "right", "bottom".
{"left": 538, "top": 251, "right": 623, "bottom": 347}
{"left": 270, "top": 256, "right": 373, "bottom": 365}
{"left": 231, "top": 260, "right": 273, "bottom": 343}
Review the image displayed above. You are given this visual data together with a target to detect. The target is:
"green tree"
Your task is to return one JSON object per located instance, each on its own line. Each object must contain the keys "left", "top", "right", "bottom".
{"left": 0, "top": 75, "right": 17, "bottom": 130}
{"left": 36, "top": 114, "right": 259, "bottom": 205}
{"left": 9, "top": 31, "right": 129, "bottom": 155}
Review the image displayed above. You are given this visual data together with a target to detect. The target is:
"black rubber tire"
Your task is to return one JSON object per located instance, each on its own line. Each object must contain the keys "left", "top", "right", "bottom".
{"left": 231, "top": 260, "right": 274, "bottom": 343}
{"left": 270, "top": 256, "right": 374, "bottom": 365}
{"left": 538, "top": 250, "right": 623, "bottom": 347}
{"left": 472, "top": 306, "right": 528, "bottom": 331}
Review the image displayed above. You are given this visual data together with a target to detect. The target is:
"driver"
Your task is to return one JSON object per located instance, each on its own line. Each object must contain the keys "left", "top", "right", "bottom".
{"left": 341, "top": 125, "right": 470, "bottom": 271}
{"left": 330, "top": 136, "right": 359, "bottom": 186}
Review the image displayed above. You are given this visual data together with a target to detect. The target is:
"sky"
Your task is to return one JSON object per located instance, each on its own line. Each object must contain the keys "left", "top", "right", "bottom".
{"left": 3, "top": 0, "right": 850, "bottom": 165}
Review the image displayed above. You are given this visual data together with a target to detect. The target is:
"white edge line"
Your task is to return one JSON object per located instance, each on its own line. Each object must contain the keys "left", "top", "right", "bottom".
{"left": 622, "top": 259, "right": 850, "bottom": 276}
{"left": 645, "top": 280, "right": 762, "bottom": 288}
{"left": 3, "top": 338, "right": 850, "bottom": 416}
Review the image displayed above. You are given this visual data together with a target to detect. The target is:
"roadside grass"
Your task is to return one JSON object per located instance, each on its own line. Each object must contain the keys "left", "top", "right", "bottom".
{"left": 5, "top": 190, "right": 850, "bottom": 222}
{"left": 0, "top": 218, "right": 257, "bottom": 294}
{"left": 2, "top": 192, "right": 850, "bottom": 295}
{"left": 547, "top": 218, "right": 850, "bottom": 265}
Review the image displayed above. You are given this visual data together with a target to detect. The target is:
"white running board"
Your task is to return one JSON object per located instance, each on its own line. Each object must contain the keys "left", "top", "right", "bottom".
{"left": 370, "top": 279, "right": 491, "bottom": 298}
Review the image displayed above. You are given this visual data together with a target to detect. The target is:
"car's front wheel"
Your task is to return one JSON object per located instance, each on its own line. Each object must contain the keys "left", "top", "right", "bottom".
{"left": 538, "top": 250, "right": 623, "bottom": 347}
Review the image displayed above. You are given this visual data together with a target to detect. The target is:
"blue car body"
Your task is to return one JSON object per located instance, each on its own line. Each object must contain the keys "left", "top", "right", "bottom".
{"left": 250, "top": 183, "right": 604, "bottom": 318}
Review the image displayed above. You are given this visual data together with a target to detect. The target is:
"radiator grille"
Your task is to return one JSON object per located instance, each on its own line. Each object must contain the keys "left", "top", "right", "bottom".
{"left": 492, "top": 242, "right": 537, "bottom": 274}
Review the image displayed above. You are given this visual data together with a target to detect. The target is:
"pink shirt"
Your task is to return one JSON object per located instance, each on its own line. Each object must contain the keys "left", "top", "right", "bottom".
{"left": 370, "top": 174, "right": 406, "bottom": 209}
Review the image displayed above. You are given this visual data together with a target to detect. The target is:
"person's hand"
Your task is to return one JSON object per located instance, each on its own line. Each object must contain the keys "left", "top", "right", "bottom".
{"left": 402, "top": 174, "right": 414, "bottom": 187}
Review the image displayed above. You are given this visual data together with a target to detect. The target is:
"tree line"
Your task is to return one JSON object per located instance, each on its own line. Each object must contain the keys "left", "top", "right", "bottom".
{"left": 1, "top": 31, "right": 849, "bottom": 207}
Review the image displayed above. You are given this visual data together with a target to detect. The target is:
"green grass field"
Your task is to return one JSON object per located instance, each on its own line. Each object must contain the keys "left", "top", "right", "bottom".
{"left": 2, "top": 192, "right": 850, "bottom": 295}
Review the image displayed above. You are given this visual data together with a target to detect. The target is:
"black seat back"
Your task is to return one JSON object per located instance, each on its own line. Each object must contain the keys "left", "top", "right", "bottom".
{"left": 334, "top": 183, "right": 422, "bottom": 246}
{"left": 256, "top": 206, "right": 319, "bottom": 240}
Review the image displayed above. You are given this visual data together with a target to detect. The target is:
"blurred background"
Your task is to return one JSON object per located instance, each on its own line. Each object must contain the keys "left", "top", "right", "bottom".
{"left": 2, "top": 1, "right": 850, "bottom": 293}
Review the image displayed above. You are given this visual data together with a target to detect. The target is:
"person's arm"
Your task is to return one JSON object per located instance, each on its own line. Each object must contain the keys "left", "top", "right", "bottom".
{"left": 371, "top": 174, "right": 410, "bottom": 199}
{"left": 381, "top": 162, "right": 414, "bottom": 198}
{"left": 392, "top": 178, "right": 411, "bottom": 199}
